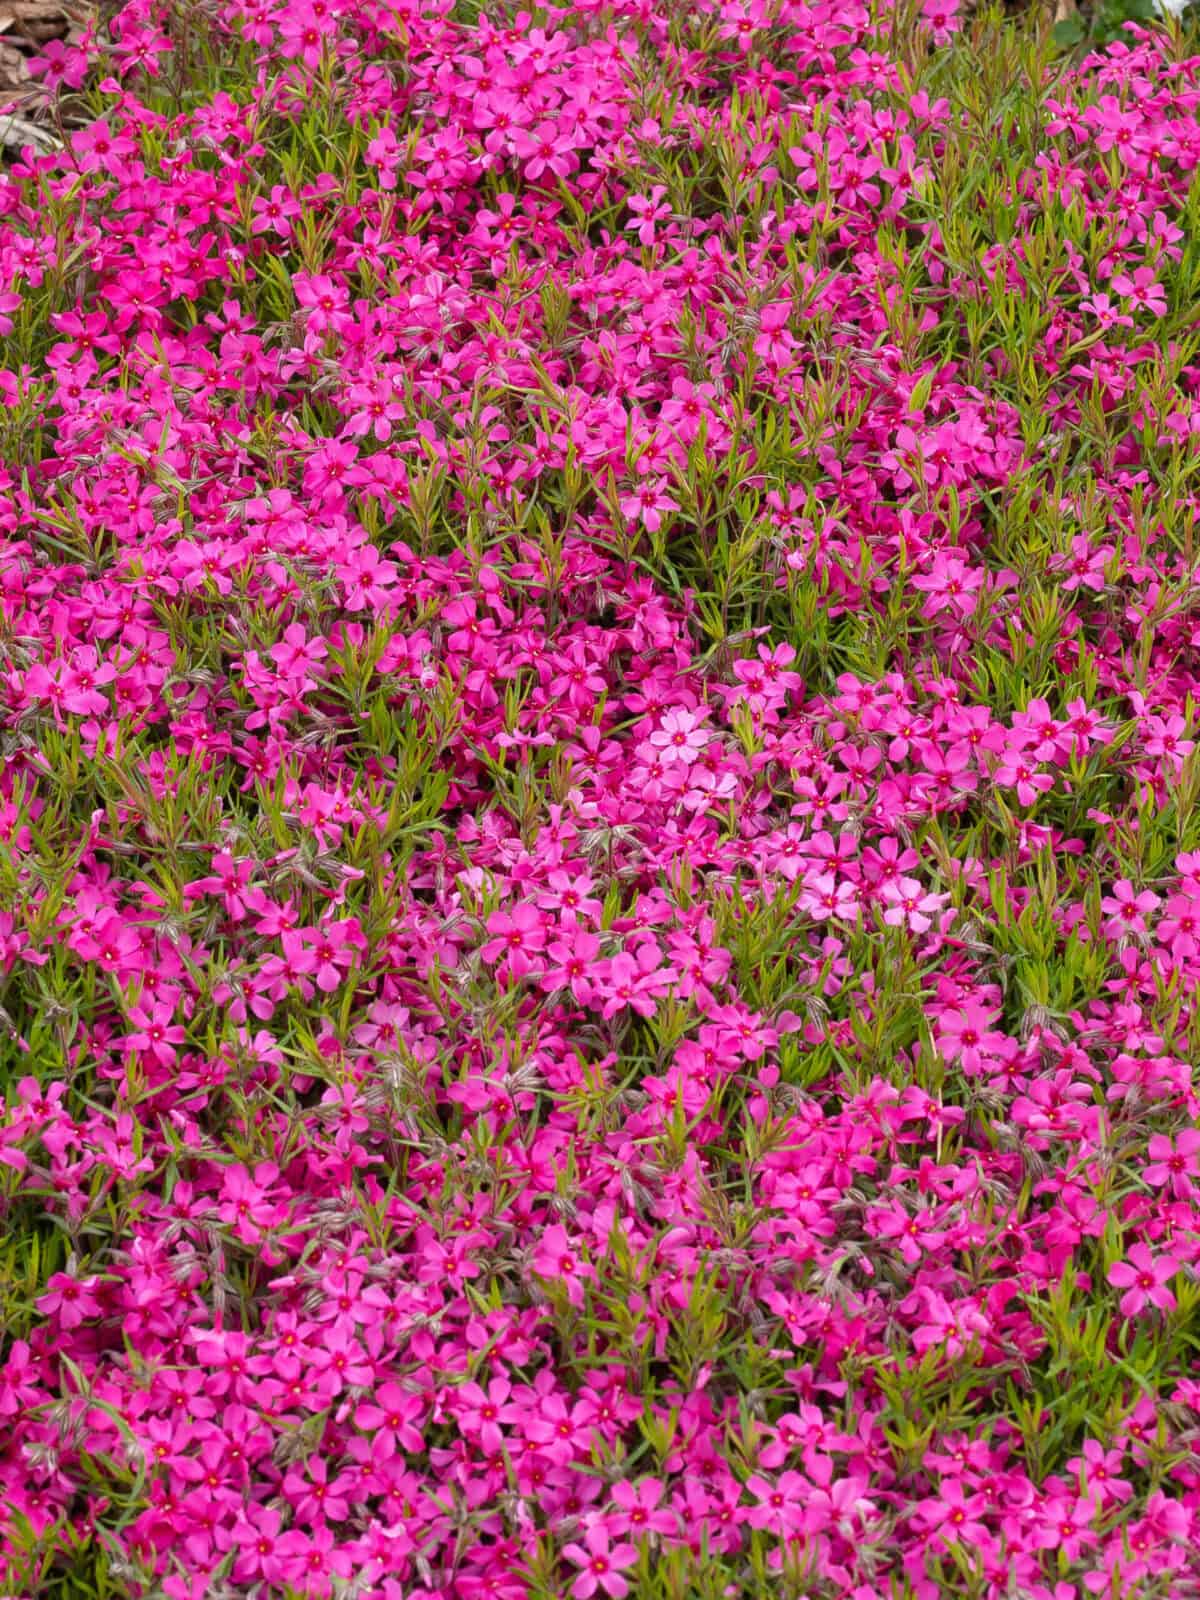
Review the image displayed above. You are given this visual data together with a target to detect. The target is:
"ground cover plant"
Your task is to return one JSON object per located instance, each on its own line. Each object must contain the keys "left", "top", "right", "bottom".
{"left": 4, "top": 0, "right": 1200, "bottom": 1594}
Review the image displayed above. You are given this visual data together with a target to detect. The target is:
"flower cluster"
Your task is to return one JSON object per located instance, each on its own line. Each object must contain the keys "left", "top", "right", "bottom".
{"left": 1, "top": 0, "right": 1200, "bottom": 1597}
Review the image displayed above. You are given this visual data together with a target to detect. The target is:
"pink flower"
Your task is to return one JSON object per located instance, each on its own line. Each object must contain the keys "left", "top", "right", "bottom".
{"left": 1157, "top": 892, "right": 1200, "bottom": 960}
{"left": 936, "top": 1004, "right": 1004, "bottom": 1075}
{"left": 1142, "top": 713, "right": 1194, "bottom": 771}
{"left": 920, "top": 1479, "right": 990, "bottom": 1548}
{"left": 880, "top": 875, "right": 948, "bottom": 933}
{"left": 1144, "top": 1130, "right": 1200, "bottom": 1197}
{"left": 355, "top": 1382, "right": 426, "bottom": 1456}
{"left": 273, "top": 1524, "right": 355, "bottom": 1597}
{"left": 1101, "top": 880, "right": 1160, "bottom": 939}
{"left": 216, "top": 1162, "right": 282, "bottom": 1244}
{"left": 511, "top": 120, "right": 577, "bottom": 181}
{"left": 562, "top": 1524, "right": 638, "bottom": 1599}
{"left": 649, "top": 709, "right": 708, "bottom": 766}
{"left": 531, "top": 1224, "right": 593, "bottom": 1306}
{"left": 455, "top": 1377, "right": 512, "bottom": 1454}
{"left": 993, "top": 749, "right": 1053, "bottom": 807}
{"left": 480, "top": 903, "right": 547, "bottom": 977}
{"left": 911, "top": 554, "right": 985, "bottom": 616}
{"left": 1054, "top": 536, "right": 1112, "bottom": 594}
{"left": 251, "top": 184, "right": 302, "bottom": 236}
{"left": 293, "top": 270, "right": 349, "bottom": 332}
{"left": 37, "top": 1272, "right": 104, "bottom": 1330}
{"left": 1033, "top": 1494, "right": 1095, "bottom": 1561}
{"left": 542, "top": 927, "right": 602, "bottom": 1003}
{"left": 1111, "top": 267, "right": 1167, "bottom": 318}
{"left": 744, "top": 1470, "right": 811, "bottom": 1537}
{"left": 626, "top": 186, "right": 672, "bottom": 247}
{"left": 599, "top": 943, "right": 674, "bottom": 1019}
{"left": 1067, "top": 1439, "right": 1133, "bottom": 1506}
{"left": 185, "top": 851, "right": 256, "bottom": 918}
{"left": 302, "top": 918, "right": 365, "bottom": 992}
{"left": 536, "top": 870, "right": 602, "bottom": 924}
{"left": 232, "top": 1504, "right": 286, "bottom": 1585}
{"left": 871, "top": 1200, "right": 947, "bottom": 1266}
{"left": 1108, "top": 1245, "right": 1179, "bottom": 1317}
{"left": 802, "top": 871, "right": 860, "bottom": 923}
{"left": 619, "top": 476, "right": 676, "bottom": 533}
{"left": 10, "top": 5, "right": 1200, "bottom": 1587}
{"left": 1062, "top": 697, "right": 1113, "bottom": 753}
{"left": 1081, "top": 290, "right": 1135, "bottom": 329}
{"left": 608, "top": 1477, "right": 678, "bottom": 1538}
{"left": 281, "top": 1455, "right": 354, "bottom": 1523}
{"left": 122, "top": 1000, "right": 187, "bottom": 1067}
{"left": 921, "top": 0, "right": 961, "bottom": 41}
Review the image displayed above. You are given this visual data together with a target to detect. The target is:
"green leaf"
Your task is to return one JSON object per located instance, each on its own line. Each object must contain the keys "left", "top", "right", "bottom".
{"left": 1051, "top": 15, "right": 1086, "bottom": 47}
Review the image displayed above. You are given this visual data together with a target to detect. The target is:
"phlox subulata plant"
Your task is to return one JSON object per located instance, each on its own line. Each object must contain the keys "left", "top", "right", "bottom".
{"left": 2, "top": 0, "right": 1200, "bottom": 1596}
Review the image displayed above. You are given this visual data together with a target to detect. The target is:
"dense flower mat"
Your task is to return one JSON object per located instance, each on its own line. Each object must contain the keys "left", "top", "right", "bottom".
{"left": 3, "top": 0, "right": 1200, "bottom": 1595}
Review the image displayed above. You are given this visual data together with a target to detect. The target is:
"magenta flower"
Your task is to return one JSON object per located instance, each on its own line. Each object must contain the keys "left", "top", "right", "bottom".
{"left": 562, "top": 1525, "right": 638, "bottom": 1599}
{"left": 281, "top": 1455, "right": 354, "bottom": 1523}
{"left": 531, "top": 1224, "right": 593, "bottom": 1306}
{"left": 511, "top": 120, "right": 577, "bottom": 181}
{"left": 184, "top": 851, "right": 256, "bottom": 918}
{"left": 122, "top": 1000, "right": 187, "bottom": 1067}
{"left": 608, "top": 1476, "right": 678, "bottom": 1538}
{"left": 619, "top": 476, "right": 676, "bottom": 533}
{"left": 231, "top": 1504, "right": 285, "bottom": 1585}
{"left": 921, "top": 1479, "right": 990, "bottom": 1548}
{"left": 1101, "top": 880, "right": 1161, "bottom": 939}
{"left": 993, "top": 749, "right": 1054, "bottom": 807}
{"left": 936, "top": 1003, "right": 1004, "bottom": 1075}
{"left": 251, "top": 184, "right": 302, "bottom": 236}
{"left": 1109, "top": 1245, "right": 1180, "bottom": 1317}
{"left": 744, "top": 1470, "right": 811, "bottom": 1538}
{"left": 1111, "top": 267, "right": 1167, "bottom": 318}
{"left": 649, "top": 709, "right": 708, "bottom": 766}
{"left": 37, "top": 1272, "right": 104, "bottom": 1330}
{"left": 355, "top": 1382, "right": 425, "bottom": 1456}
{"left": 626, "top": 186, "right": 672, "bottom": 247}
{"left": 880, "top": 875, "right": 948, "bottom": 933}
{"left": 1033, "top": 1494, "right": 1095, "bottom": 1561}
{"left": 455, "top": 1377, "right": 512, "bottom": 1454}
{"left": 1144, "top": 1130, "right": 1200, "bottom": 1197}
{"left": 216, "top": 1162, "right": 282, "bottom": 1244}
{"left": 912, "top": 553, "right": 985, "bottom": 617}
{"left": 599, "top": 944, "right": 673, "bottom": 1020}
{"left": 480, "top": 903, "right": 547, "bottom": 977}
{"left": 542, "top": 927, "right": 602, "bottom": 1003}
{"left": 273, "top": 1524, "right": 355, "bottom": 1597}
